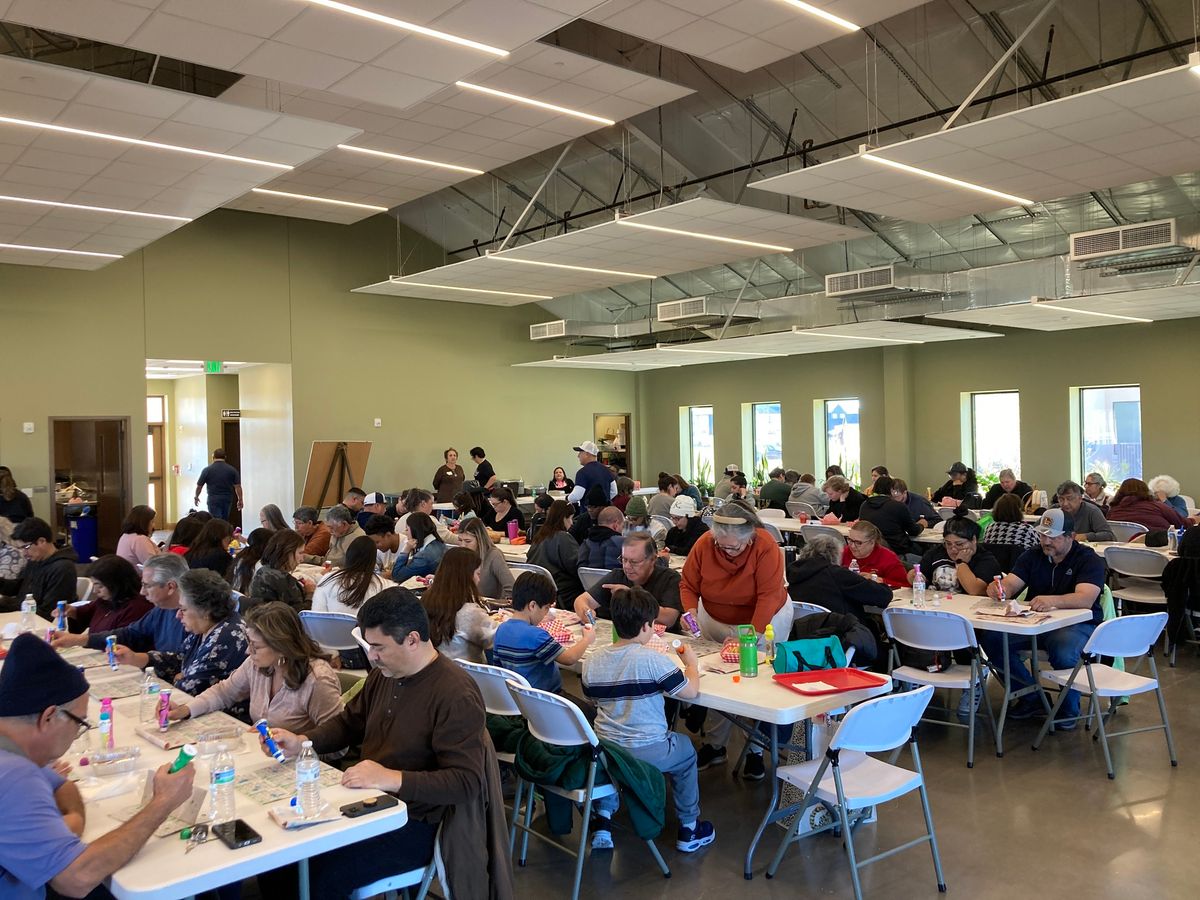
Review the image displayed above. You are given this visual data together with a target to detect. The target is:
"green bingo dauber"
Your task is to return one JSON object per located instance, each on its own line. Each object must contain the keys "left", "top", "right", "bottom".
{"left": 168, "top": 743, "right": 197, "bottom": 773}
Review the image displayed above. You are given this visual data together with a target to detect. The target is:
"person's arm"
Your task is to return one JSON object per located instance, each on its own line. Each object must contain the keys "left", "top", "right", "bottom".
{"left": 193, "top": 467, "right": 207, "bottom": 506}
{"left": 557, "top": 624, "right": 595, "bottom": 665}
{"left": 299, "top": 673, "right": 370, "bottom": 755}
{"left": 433, "top": 468, "right": 445, "bottom": 490}
{"left": 750, "top": 538, "right": 787, "bottom": 633}
{"left": 986, "top": 572, "right": 1026, "bottom": 600}
{"left": 1030, "top": 582, "right": 1100, "bottom": 611}
{"left": 879, "top": 554, "right": 909, "bottom": 588}
{"left": 305, "top": 662, "right": 346, "bottom": 728}
{"left": 835, "top": 567, "right": 894, "bottom": 611}
{"left": 54, "top": 780, "right": 86, "bottom": 837}
{"left": 671, "top": 645, "right": 701, "bottom": 700}
{"left": 954, "top": 561, "right": 987, "bottom": 595}
{"left": 567, "top": 485, "right": 585, "bottom": 504}
{"left": 573, "top": 591, "right": 599, "bottom": 620}
{"left": 180, "top": 657, "right": 252, "bottom": 719}
{"left": 1082, "top": 506, "right": 1115, "bottom": 542}
{"left": 900, "top": 505, "right": 922, "bottom": 536}
{"left": 654, "top": 575, "right": 682, "bottom": 629}
{"left": 174, "top": 623, "right": 247, "bottom": 698}
{"left": 234, "top": 484, "right": 244, "bottom": 511}
{"left": 462, "top": 605, "right": 499, "bottom": 651}
{"left": 679, "top": 551, "right": 701, "bottom": 613}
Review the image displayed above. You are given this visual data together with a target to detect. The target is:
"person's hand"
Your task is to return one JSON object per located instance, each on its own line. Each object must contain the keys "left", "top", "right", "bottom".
{"left": 579, "top": 624, "right": 596, "bottom": 646}
{"left": 940, "top": 498, "right": 960, "bottom": 508}
{"left": 1030, "top": 596, "right": 1056, "bottom": 612}
{"left": 113, "top": 645, "right": 148, "bottom": 669}
{"left": 601, "top": 583, "right": 629, "bottom": 593}
{"left": 657, "top": 548, "right": 670, "bottom": 559}
{"left": 236, "top": 500, "right": 244, "bottom": 510}
{"left": 916, "top": 517, "right": 929, "bottom": 528}
{"left": 573, "top": 597, "right": 594, "bottom": 621}
{"left": 985, "top": 579, "right": 1003, "bottom": 600}
{"left": 342, "top": 760, "right": 400, "bottom": 791}
{"left": 50, "top": 759, "right": 73, "bottom": 778}
{"left": 951, "top": 544, "right": 975, "bottom": 564}
{"left": 167, "top": 702, "right": 190, "bottom": 721}
{"left": 679, "top": 643, "right": 698, "bottom": 669}
{"left": 260, "top": 727, "right": 304, "bottom": 759}
{"left": 820, "top": 513, "right": 840, "bottom": 525}
{"left": 49, "top": 632, "right": 87, "bottom": 650}
{"left": 147, "top": 762, "right": 196, "bottom": 812}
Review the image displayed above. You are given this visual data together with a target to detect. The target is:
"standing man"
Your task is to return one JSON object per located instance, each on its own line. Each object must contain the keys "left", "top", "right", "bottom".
{"left": 568, "top": 441, "right": 616, "bottom": 508}
{"left": 193, "top": 449, "right": 242, "bottom": 520}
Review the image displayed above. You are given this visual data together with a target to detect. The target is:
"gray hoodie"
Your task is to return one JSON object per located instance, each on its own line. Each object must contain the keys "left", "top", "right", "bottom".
{"left": 788, "top": 482, "right": 828, "bottom": 513}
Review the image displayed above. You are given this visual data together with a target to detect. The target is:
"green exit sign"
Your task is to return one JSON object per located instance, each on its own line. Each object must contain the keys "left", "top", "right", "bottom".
{"left": 204, "top": 361, "right": 223, "bottom": 374}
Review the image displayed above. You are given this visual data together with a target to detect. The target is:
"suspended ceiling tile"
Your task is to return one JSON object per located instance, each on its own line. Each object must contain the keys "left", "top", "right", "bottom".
{"left": 0, "top": 56, "right": 359, "bottom": 269}
{"left": 4, "top": 0, "right": 591, "bottom": 113}
{"left": 751, "top": 62, "right": 1200, "bottom": 224}
{"left": 354, "top": 197, "right": 865, "bottom": 304}
{"left": 584, "top": 0, "right": 928, "bottom": 73}
{"left": 930, "top": 285, "right": 1200, "bottom": 332}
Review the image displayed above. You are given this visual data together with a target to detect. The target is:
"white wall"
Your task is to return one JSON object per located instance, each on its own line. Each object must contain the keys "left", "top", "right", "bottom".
{"left": 172, "top": 375, "right": 208, "bottom": 516}
{"left": 239, "top": 364, "right": 295, "bottom": 519}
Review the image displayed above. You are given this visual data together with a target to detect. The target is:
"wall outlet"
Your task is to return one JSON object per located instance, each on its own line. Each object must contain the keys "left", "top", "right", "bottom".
{"left": 373, "top": 418, "right": 382, "bottom": 428}
{"left": 22, "top": 422, "right": 33, "bottom": 433}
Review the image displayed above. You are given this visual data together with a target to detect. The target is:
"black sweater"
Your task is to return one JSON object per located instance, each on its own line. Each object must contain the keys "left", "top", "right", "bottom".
{"left": 982, "top": 481, "right": 1033, "bottom": 509}
{"left": 665, "top": 517, "right": 709, "bottom": 556}
{"left": 0, "top": 547, "right": 78, "bottom": 617}
{"left": 829, "top": 488, "right": 867, "bottom": 522}
{"left": 786, "top": 556, "right": 894, "bottom": 624}
{"left": 857, "top": 495, "right": 922, "bottom": 556}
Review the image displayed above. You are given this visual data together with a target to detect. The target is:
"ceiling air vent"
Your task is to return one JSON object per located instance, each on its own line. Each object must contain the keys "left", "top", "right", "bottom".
{"left": 530, "top": 320, "right": 568, "bottom": 341}
{"left": 825, "top": 265, "right": 901, "bottom": 298}
{"left": 657, "top": 297, "right": 711, "bottom": 322}
{"left": 1070, "top": 219, "right": 1177, "bottom": 261}
{"left": 656, "top": 297, "right": 759, "bottom": 325}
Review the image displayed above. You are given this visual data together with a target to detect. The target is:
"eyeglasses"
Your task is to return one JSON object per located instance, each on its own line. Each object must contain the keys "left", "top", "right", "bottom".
{"left": 715, "top": 540, "right": 749, "bottom": 556}
{"left": 57, "top": 708, "right": 93, "bottom": 739}
{"left": 845, "top": 537, "right": 871, "bottom": 547}
{"left": 943, "top": 539, "right": 972, "bottom": 552}
{"left": 619, "top": 555, "right": 652, "bottom": 566}
{"left": 18, "top": 542, "right": 33, "bottom": 551}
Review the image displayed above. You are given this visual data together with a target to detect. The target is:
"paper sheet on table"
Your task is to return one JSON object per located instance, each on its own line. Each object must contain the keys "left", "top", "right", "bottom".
{"left": 110, "top": 774, "right": 207, "bottom": 837}
{"left": 793, "top": 680, "right": 837, "bottom": 693}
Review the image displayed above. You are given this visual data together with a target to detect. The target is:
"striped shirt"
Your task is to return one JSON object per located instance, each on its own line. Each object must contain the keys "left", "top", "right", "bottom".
{"left": 582, "top": 643, "right": 688, "bottom": 748}
{"left": 493, "top": 618, "right": 564, "bottom": 693}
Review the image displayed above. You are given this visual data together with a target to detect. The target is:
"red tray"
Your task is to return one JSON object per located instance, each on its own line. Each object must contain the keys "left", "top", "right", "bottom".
{"left": 772, "top": 668, "right": 889, "bottom": 695}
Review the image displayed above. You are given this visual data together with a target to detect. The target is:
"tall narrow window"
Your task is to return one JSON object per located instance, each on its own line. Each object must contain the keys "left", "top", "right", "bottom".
{"left": 824, "top": 399, "right": 860, "bottom": 485}
{"left": 971, "top": 391, "right": 1020, "bottom": 475}
{"left": 146, "top": 395, "right": 166, "bottom": 515}
{"left": 751, "top": 402, "right": 782, "bottom": 479}
{"left": 687, "top": 405, "right": 715, "bottom": 486}
{"left": 1080, "top": 386, "right": 1141, "bottom": 483}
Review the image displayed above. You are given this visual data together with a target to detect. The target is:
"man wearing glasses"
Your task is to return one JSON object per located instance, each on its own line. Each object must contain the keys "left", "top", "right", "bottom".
{"left": 0, "top": 517, "right": 78, "bottom": 618}
{"left": 574, "top": 532, "right": 682, "bottom": 631}
{"left": 0, "top": 633, "right": 195, "bottom": 898}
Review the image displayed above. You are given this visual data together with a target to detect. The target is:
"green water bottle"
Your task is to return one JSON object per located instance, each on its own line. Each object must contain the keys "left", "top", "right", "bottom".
{"left": 737, "top": 624, "right": 758, "bottom": 678}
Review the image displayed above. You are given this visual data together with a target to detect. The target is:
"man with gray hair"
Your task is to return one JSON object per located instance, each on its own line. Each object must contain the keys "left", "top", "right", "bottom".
{"left": 324, "top": 504, "right": 365, "bottom": 567}
{"left": 294, "top": 505, "right": 332, "bottom": 562}
{"left": 1053, "top": 481, "right": 1115, "bottom": 542}
{"left": 982, "top": 468, "right": 1033, "bottom": 509}
{"left": 573, "top": 531, "right": 682, "bottom": 630}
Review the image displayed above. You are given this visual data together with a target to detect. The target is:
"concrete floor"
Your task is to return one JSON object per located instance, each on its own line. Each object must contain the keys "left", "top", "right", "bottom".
{"left": 506, "top": 653, "right": 1197, "bottom": 900}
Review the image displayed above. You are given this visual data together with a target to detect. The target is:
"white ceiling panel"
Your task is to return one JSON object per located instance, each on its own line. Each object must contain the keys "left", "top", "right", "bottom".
{"left": 584, "top": 0, "right": 928, "bottom": 73}
{"left": 355, "top": 197, "right": 865, "bottom": 303}
{"left": 751, "top": 61, "right": 1200, "bottom": 224}
{"left": 221, "top": 43, "right": 692, "bottom": 223}
{"left": 0, "top": 56, "right": 359, "bottom": 269}
{"left": 930, "top": 285, "right": 1200, "bottom": 331}
{"left": 4, "top": 0, "right": 596, "bottom": 112}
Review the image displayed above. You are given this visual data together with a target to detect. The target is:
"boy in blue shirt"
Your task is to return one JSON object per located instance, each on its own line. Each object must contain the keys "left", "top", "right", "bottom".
{"left": 494, "top": 571, "right": 594, "bottom": 693}
{"left": 582, "top": 587, "right": 715, "bottom": 854}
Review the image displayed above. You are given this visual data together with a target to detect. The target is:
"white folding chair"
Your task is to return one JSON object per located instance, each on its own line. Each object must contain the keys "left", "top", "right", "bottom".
{"left": 299, "top": 611, "right": 360, "bottom": 652}
{"left": 576, "top": 567, "right": 609, "bottom": 597}
{"left": 75, "top": 577, "right": 93, "bottom": 603}
{"left": 759, "top": 508, "right": 786, "bottom": 520}
{"left": 800, "top": 524, "right": 845, "bottom": 546}
{"left": 762, "top": 521, "right": 785, "bottom": 544}
{"left": 230, "top": 590, "right": 245, "bottom": 614}
{"left": 1107, "top": 521, "right": 1149, "bottom": 543}
{"left": 650, "top": 514, "right": 674, "bottom": 533}
{"left": 765, "top": 686, "right": 944, "bottom": 898}
{"left": 883, "top": 608, "right": 996, "bottom": 768}
{"left": 1105, "top": 546, "right": 1169, "bottom": 655}
{"left": 786, "top": 500, "right": 819, "bottom": 519}
{"left": 509, "top": 562, "right": 555, "bottom": 584}
{"left": 350, "top": 626, "right": 371, "bottom": 660}
{"left": 936, "top": 507, "right": 978, "bottom": 521}
{"left": 348, "top": 821, "right": 441, "bottom": 900}
{"left": 792, "top": 600, "right": 831, "bottom": 619}
{"left": 506, "top": 681, "right": 670, "bottom": 900}
{"left": 1032, "top": 613, "right": 1176, "bottom": 779}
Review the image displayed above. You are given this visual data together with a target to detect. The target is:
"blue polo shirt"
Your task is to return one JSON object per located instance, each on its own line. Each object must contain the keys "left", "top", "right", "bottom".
{"left": 85, "top": 605, "right": 185, "bottom": 655}
{"left": 1011, "top": 541, "right": 1107, "bottom": 624}
{"left": 0, "top": 748, "right": 85, "bottom": 898}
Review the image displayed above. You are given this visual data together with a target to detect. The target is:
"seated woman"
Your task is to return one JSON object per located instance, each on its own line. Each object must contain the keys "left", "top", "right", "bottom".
{"left": 548, "top": 467, "right": 574, "bottom": 493}
{"left": 913, "top": 508, "right": 1001, "bottom": 595}
{"left": 258, "top": 503, "right": 289, "bottom": 531}
{"left": 391, "top": 512, "right": 448, "bottom": 581}
{"left": 932, "top": 462, "right": 981, "bottom": 509}
{"left": 1148, "top": 474, "right": 1190, "bottom": 519}
{"left": 982, "top": 469, "right": 1033, "bottom": 509}
{"left": 982, "top": 493, "right": 1039, "bottom": 550}
{"left": 116, "top": 505, "right": 159, "bottom": 566}
{"left": 184, "top": 519, "right": 234, "bottom": 580}
{"left": 526, "top": 492, "right": 554, "bottom": 544}
{"left": 312, "top": 536, "right": 387, "bottom": 617}
{"left": 70, "top": 554, "right": 152, "bottom": 634}
{"left": 482, "top": 486, "right": 526, "bottom": 535}
{"left": 248, "top": 529, "right": 308, "bottom": 610}
{"left": 674, "top": 474, "right": 703, "bottom": 508}
{"left": 623, "top": 495, "right": 666, "bottom": 552}
{"left": 612, "top": 476, "right": 635, "bottom": 513}
{"left": 168, "top": 601, "right": 342, "bottom": 732}
{"left": 664, "top": 495, "right": 708, "bottom": 557}
{"left": 144, "top": 568, "right": 248, "bottom": 711}
{"left": 839, "top": 520, "right": 908, "bottom": 588}
{"left": 231, "top": 527, "right": 270, "bottom": 595}
{"left": 1107, "top": 478, "right": 1188, "bottom": 533}
{"left": 167, "top": 515, "right": 204, "bottom": 555}
{"left": 527, "top": 499, "right": 582, "bottom": 608}
{"left": 423, "top": 546, "right": 498, "bottom": 663}
{"left": 787, "top": 534, "right": 892, "bottom": 622}
{"left": 865, "top": 465, "right": 889, "bottom": 496}
{"left": 457, "top": 516, "right": 513, "bottom": 600}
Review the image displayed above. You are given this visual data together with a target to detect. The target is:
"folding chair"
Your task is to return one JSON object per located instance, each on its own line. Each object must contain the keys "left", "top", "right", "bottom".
{"left": 509, "top": 562, "right": 555, "bottom": 584}
{"left": 650, "top": 515, "right": 674, "bottom": 533}
{"left": 765, "top": 686, "right": 944, "bottom": 899}
{"left": 936, "top": 507, "right": 978, "bottom": 521}
{"left": 1032, "top": 612, "right": 1177, "bottom": 779}
{"left": 506, "top": 681, "right": 670, "bottom": 900}
{"left": 1107, "top": 521, "right": 1149, "bottom": 543}
{"left": 301, "top": 611, "right": 369, "bottom": 676}
{"left": 348, "top": 821, "right": 441, "bottom": 900}
{"left": 800, "top": 524, "right": 845, "bottom": 546}
{"left": 75, "top": 577, "right": 93, "bottom": 604}
{"left": 577, "top": 567, "right": 609, "bottom": 597}
{"left": 883, "top": 609, "right": 996, "bottom": 768}
{"left": 792, "top": 600, "right": 831, "bottom": 619}
{"left": 1105, "top": 546, "right": 1169, "bottom": 654}
{"left": 761, "top": 521, "right": 784, "bottom": 544}
{"left": 786, "top": 500, "right": 819, "bottom": 519}
{"left": 759, "top": 508, "right": 786, "bottom": 520}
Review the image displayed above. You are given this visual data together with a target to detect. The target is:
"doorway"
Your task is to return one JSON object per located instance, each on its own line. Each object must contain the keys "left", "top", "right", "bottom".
{"left": 222, "top": 418, "right": 242, "bottom": 529}
{"left": 593, "top": 413, "right": 631, "bottom": 479}
{"left": 49, "top": 417, "right": 131, "bottom": 556}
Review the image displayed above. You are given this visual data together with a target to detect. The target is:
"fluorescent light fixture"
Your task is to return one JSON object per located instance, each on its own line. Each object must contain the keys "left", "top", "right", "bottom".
{"left": 251, "top": 188, "right": 388, "bottom": 212}
{"left": 1034, "top": 303, "right": 1152, "bottom": 323}
{"left": 616, "top": 219, "right": 793, "bottom": 253}
{"left": 0, "top": 193, "right": 192, "bottom": 222}
{"left": 338, "top": 144, "right": 484, "bottom": 175}
{"left": 489, "top": 255, "right": 653, "bottom": 279}
{"left": 389, "top": 278, "right": 551, "bottom": 300}
{"left": 0, "top": 115, "right": 292, "bottom": 170}
{"left": 862, "top": 152, "right": 1033, "bottom": 206}
{"left": 455, "top": 82, "right": 616, "bottom": 126}
{"left": 301, "top": 0, "right": 506, "bottom": 56}
{"left": 656, "top": 345, "right": 784, "bottom": 358}
{"left": 0, "top": 241, "right": 121, "bottom": 259}
{"left": 797, "top": 328, "right": 923, "bottom": 345}
{"left": 780, "top": 1, "right": 860, "bottom": 31}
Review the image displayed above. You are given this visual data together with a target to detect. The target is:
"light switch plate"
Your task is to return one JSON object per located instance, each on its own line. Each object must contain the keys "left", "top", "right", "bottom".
{"left": 22, "top": 422, "right": 33, "bottom": 433}
{"left": 373, "top": 418, "right": 382, "bottom": 428}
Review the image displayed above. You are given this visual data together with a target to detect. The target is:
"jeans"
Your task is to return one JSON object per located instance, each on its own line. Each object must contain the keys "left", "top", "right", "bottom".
{"left": 595, "top": 732, "right": 700, "bottom": 823}
{"left": 978, "top": 621, "right": 1096, "bottom": 718}
{"left": 207, "top": 494, "right": 233, "bottom": 521}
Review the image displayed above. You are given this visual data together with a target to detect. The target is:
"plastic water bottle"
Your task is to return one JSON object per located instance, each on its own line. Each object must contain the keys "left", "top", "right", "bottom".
{"left": 912, "top": 566, "right": 927, "bottom": 608}
{"left": 19, "top": 595, "right": 37, "bottom": 633}
{"left": 208, "top": 744, "right": 236, "bottom": 824}
{"left": 764, "top": 624, "right": 776, "bottom": 666}
{"left": 1168, "top": 527, "right": 1178, "bottom": 552}
{"left": 294, "top": 740, "right": 322, "bottom": 818}
{"left": 139, "top": 674, "right": 160, "bottom": 724}
{"left": 848, "top": 558, "right": 860, "bottom": 575}
{"left": 98, "top": 698, "right": 115, "bottom": 749}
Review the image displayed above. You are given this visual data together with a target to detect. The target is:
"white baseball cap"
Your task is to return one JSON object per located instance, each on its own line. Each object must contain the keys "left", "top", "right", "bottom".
{"left": 362, "top": 491, "right": 386, "bottom": 506}
{"left": 573, "top": 441, "right": 599, "bottom": 455}
{"left": 669, "top": 496, "right": 697, "bottom": 517}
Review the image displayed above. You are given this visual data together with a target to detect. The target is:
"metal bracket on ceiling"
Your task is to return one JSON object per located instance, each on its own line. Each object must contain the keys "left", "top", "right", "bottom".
{"left": 496, "top": 140, "right": 574, "bottom": 253}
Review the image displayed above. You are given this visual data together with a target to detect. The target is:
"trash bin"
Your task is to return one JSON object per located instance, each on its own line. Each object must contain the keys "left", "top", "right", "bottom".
{"left": 67, "top": 506, "right": 98, "bottom": 561}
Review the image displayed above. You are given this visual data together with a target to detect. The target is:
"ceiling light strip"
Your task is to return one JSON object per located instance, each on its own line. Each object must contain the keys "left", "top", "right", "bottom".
{"left": 251, "top": 188, "right": 388, "bottom": 212}
{"left": 780, "top": 0, "right": 860, "bottom": 31}
{"left": 861, "top": 152, "right": 1033, "bottom": 206}
{"left": 655, "top": 345, "right": 784, "bottom": 357}
{"left": 0, "top": 193, "right": 192, "bottom": 222}
{"left": 455, "top": 82, "right": 616, "bottom": 126}
{"left": 338, "top": 144, "right": 484, "bottom": 175}
{"left": 798, "top": 329, "right": 923, "bottom": 345}
{"left": 389, "top": 279, "right": 551, "bottom": 300}
{"left": 488, "top": 255, "right": 652, "bottom": 279}
{"left": 1034, "top": 303, "right": 1152, "bottom": 323}
{"left": 616, "top": 219, "right": 793, "bottom": 253}
{"left": 0, "top": 115, "right": 292, "bottom": 170}
{"left": 302, "top": 0, "right": 506, "bottom": 55}
{"left": 0, "top": 242, "right": 121, "bottom": 259}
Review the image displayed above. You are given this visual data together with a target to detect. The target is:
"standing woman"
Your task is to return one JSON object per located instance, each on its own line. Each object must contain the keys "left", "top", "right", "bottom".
{"left": 423, "top": 547, "right": 499, "bottom": 663}
{"left": 457, "top": 516, "right": 513, "bottom": 600}
{"left": 434, "top": 448, "right": 466, "bottom": 503}
{"left": 259, "top": 504, "right": 289, "bottom": 531}
{"left": 548, "top": 467, "right": 574, "bottom": 493}
{"left": 527, "top": 499, "right": 582, "bottom": 607}
{"left": 248, "top": 529, "right": 308, "bottom": 610}
{"left": 70, "top": 554, "right": 153, "bottom": 633}
{"left": 0, "top": 471, "right": 33, "bottom": 524}
{"left": 116, "top": 505, "right": 159, "bottom": 566}
{"left": 184, "top": 519, "right": 234, "bottom": 580}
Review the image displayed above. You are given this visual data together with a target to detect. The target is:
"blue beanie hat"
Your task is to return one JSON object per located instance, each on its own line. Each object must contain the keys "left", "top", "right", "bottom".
{"left": 0, "top": 633, "right": 90, "bottom": 716}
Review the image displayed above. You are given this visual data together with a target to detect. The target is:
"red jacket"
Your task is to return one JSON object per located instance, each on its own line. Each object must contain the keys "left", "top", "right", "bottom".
{"left": 1106, "top": 496, "right": 1186, "bottom": 532}
{"left": 681, "top": 529, "right": 786, "bottom": 633}
{"left": 839, "top": 544, "right": 908, "bottom": 588}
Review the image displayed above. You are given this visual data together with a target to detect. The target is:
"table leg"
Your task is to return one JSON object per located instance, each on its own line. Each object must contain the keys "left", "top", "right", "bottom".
{"left": 743, "top": 725, "right": 781, "bottom": 880}
{"left": 298, "top": 857, "right": 310, "bottom": 900}
{"left": 995, "top": 633, "right": 1011, "bottom": 757}
{"left": 1030, "top": 635, "right": 1054, "bottom": 717}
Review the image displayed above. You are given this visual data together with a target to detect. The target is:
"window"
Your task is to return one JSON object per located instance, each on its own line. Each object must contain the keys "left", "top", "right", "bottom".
{"left": 750, "top": 402, "right": 782, "bottom": 478}
{"left": 824, "top": 399, "right": 860, "bottom": 485}
{"left": 1079, "top": 386, "right": 1141, "bottom": 483}
{"left": 971, "top": 391, "right": 1020, "bottom": 475}
{"left": 147, "top": 395, "right": 166, "bottom": 515}
{"left": 686, "top": 406, "right": 714, "bottom": 485}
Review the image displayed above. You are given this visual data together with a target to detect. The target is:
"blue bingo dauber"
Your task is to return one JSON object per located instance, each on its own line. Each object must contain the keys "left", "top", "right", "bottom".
{"left": 105, "top": 635, "right": 118, "bottom": 670}
{"left": 255, "top": 718, "right": 286, "bottom": 763}
{"left": 55, "top": 601, "right": 66, "bottom": 631}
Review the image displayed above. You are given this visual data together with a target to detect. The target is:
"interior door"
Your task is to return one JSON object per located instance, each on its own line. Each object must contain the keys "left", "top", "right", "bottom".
{"left": 222, "top": 419, "right": 242, "bottom": 529}
{"left": 50, "top": 417, "right": 130, "bottom": 556}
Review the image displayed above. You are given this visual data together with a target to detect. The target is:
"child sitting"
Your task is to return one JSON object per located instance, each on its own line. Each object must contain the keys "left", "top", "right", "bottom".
{"left": 581, "top": 587, "right": 714, "bottom": 854}
{"left": 493, "top": 571, "right": 594, "bottom": 693}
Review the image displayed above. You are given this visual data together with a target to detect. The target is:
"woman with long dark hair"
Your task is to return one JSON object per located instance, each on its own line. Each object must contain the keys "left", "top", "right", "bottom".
{"left": 167, "top": 515, "right": 204, "bottom": 554}
{"left": 0, "top": 471, "right": 32, "bottom": 523}
{"left": 527, "top": 499, "right": 582, "bottom": 607}
{"left": 116, "top": 505, "right": 158, "bottom": 566}
{"left": 423, "top": 547, "right": 497, "bottom": 663}
{"left": 390, "top": 512, "right": 448, "bottom": 581}
{"left": 247, "top": 529, "right": 307, "bottom": 610}
{"left": 184, "top": 519, "right": 234, "bottom": 579}
{"left": 71, "top": 554, "right": 152, "bottom": 633}
{"left": 312, "top": 536, "right": 386, "bottom": 616}
{"left": 456, "top": 516, "right": 513, "bottom": 600}
{"left": 232, "top": 527, "right": 271, "bottom": 595}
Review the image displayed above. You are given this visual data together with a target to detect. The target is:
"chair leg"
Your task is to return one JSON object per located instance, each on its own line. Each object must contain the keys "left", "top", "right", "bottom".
{"left": 508, "top": 779, "right": 525, "bottom": 855}
{"left": 519, "top": 784, "right": 535, "bottom": 865}
{"left": 832, "top": 767, "right": 864, "bottom": 900}
{"left": 643, "top": 838, "right": 671, "bottom": 878}
{"left": 1085, "top": 668, "right": 1115, "bottom": 779}
{"left": 766, "top": 804, "right": 806, "bottom": 878}
{"left": 1032, "top": 665, "right": 1078, "bottom": 750}
{"left": 568, "top": 762, "right": 599, "bottom": 900}
{"left": 912, "top": 745, "right": 946, "bottom": 892}
{"left": 1149, "top": 657, "right": 1178, "bottom": 766}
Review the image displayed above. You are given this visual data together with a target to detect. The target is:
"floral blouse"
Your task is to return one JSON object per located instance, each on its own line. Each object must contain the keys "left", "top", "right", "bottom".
{"left": 148, "top": 617, "right": 250, "bottom": 719}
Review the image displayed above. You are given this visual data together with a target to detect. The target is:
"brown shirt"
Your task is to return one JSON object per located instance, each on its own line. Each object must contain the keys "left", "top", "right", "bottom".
{"left": 302, "top": 522, "right": 332, "bottom": 561}
{"left": 308, "top": 652, "right": 486, "bottom": 824}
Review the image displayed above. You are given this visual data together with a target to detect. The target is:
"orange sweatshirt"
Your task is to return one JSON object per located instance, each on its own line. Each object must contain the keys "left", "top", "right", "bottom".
{"left": 680, "top": 529, "right": 786, "bottom": 633}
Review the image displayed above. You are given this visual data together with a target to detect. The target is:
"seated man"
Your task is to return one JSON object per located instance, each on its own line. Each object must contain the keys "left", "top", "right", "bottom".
{"left": 726, "top": 474, "right": 750, "bottom": 503}
{"left": 713, "top": 464, "right": 740, "bottom": 501}
{"left": 0, "top": 633, "right": 195, "bottom": 898}
{"left": 982, "top": 468, "right": 1033, "bottom": 509}
{"left": 981, "top": 509, "right": 1105, "bottom": 727}
{"left": 363, "top": 514, "right": 404, "bottom": 576}
{"left": 1053, "top": 481, "right": 1114, "bottom": 543}
{"left": 758, "top": 468, "right": 791, "bottom": 511}
{"left": 264, "top": 588, "right": 513, "bottom": 899}
{"left": 788, "top": 473, "right": 827, "bottom": 514}
{"left": 357, "top": 491, "right": 390, "bottom": 530}
{"left": 341, "top": 487, "right": 367, "bottom": 521}
{"left": 578, "top": 505, "right": 625, "bottom": 571}
{"left": 574, "top": 533, "right": 683, "bottom": 631}
{"left": 323, "top": 505, "right": 365, "bottom": 567}
{"left": 294, "top": 506, "right": 332, "bottom": 563}
{"left": 820, "top": 475, "right": 866, "bottom": 524}
{"left": 0, "top": 517, "right": 78, "bottom": 617}
{"left": 856, "top": 475, "right": 923, "bottom": 558}
{"left": 890, "top": 478, "right": 936, "bottom": 527}
{"left": 570, "top": 485, "right": 609, "bottom": 544}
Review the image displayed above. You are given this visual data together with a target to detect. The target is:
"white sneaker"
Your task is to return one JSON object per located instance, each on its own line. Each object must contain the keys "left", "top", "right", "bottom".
{"left": 590, "top": 816, "right": 613, "bottom": 850}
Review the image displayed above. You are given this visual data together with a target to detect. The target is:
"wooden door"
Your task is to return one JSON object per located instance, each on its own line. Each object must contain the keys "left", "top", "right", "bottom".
{"left": 49, "top": 417, "right": 130, "bottom": 555}
{"left": 222, "top": 420, "right": 242, "bottom": 529}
